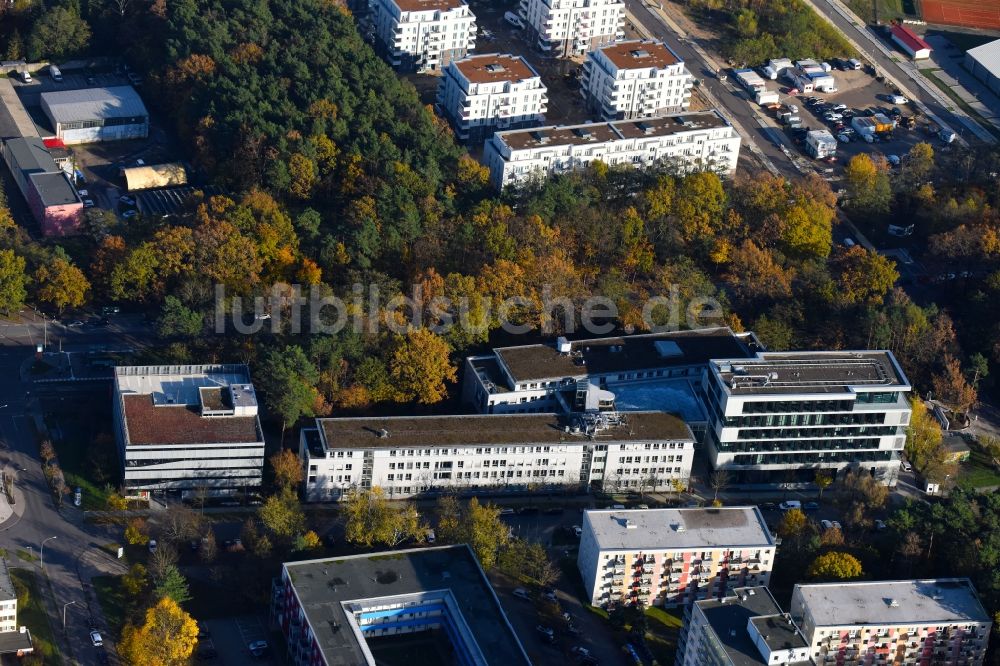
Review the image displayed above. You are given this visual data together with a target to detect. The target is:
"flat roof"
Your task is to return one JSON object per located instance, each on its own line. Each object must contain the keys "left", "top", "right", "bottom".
{"left": 453, "top": 54, "right": 538, "bottom": 84}
{"left": 283, "top": 546, "right": 530, "bottom": 666}
{"left": 496, "top": 110, "right": 731, "bottom": 151}
{"left": 494, "top": 327, "right": 755, "bottom": 383}
{"left": 583, "top": 506, "right": 774, "bottom": 551}
{"left": 393, "top": 0, "right": 465, "bottom": 11}
{"left": 4, "top": 136, "right": 58, "bottom": 173}
{"left": 607, "top": 378, "right": 708, "bottom": 422}
{"left": 0, "top": 559, "right": 15, "bottom": 602}
{"left": 116, "top": 365, "right": 262, "bottom": 447}
{"left": 596, "top": 40, "right": 680, "bottom": 70}
{"left": 40, "top": 86, "right": 148, "bottom": 123}
{"left": 967, "top": 38, "right": 1000, "bottom": 76}
{"left": 697, "top": 588, "right": 809, "bottom": 666}
{"left": 712, "top": 351, "right": 909, "bottom": 395}
{"left": 793, "top": 579, "right": 989, "bottom": 627}
{"left": 318, "top": 411, "right": 692, "bottom": 450}
{"left": 0, "top": 78, "right": 39, "bottom": 140}
{"left": 0, "top": 629, "right": 32, "bottom": 655}
{"left": 30, "top": 171, "right": 80, "bottom": 207}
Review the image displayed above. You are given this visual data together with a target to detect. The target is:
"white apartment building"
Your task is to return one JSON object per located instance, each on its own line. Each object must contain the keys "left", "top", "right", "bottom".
{"left": 677, "top": 586, "right": 811, "bottom": 666}
{"left": 577, "top": 507, "right": 776, "bottom": 609}
{"left": 790, "top": 579, "right": 991, "bottom": 665}
{"left": 0, "top": 558, "right": 31, "bottom": 656}
{"left": 702, "top": 351, "right": 912, "bottom": 486}
{"left": 582, "top": 40, "right": 692, "bottom": 120}
{"left": 437, "top": 54, "right": 547, "bottom": 145}
{"left": 518, "top": 0, "right": 624, "bottom": 57}
{"left": 298, "top": 411, "right": 694, "bottom": 501}
{"left": 112, "top": 365, "right": 265, "bottom": 497}
{"left": 483, "top": 110, "right": 741, "bottom": 189}
{"left": 372, "top": 0, "right": 476, "bottom": 73}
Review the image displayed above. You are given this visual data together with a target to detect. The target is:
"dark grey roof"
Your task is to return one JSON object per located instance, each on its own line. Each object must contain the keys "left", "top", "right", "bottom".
{"left": 41, "top": 86, "right": 148, "bottom": 123}
{"left": 30, "top": 172, "right": 79, "bottom": 206}
{"left": 0, "top": 628, "right": 32, "bottom": 655}
{"left": 0, "top": 559, "right": 14, "bottom": 602}
{"left": 696, "top": 587, "right": 810, "bottom": 666}
{"left": 283, "top": 546, "right": 530, "bottom": 666}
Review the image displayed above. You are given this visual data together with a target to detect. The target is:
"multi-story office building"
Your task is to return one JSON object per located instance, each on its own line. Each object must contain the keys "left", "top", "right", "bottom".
{"left": 702, "top": 351, "right": 912, "bottom": 485}
{"left": 581, "top": 40, "right": 693, "bottom": 120}
{"left": 577, "top": 507, "right": 776, "bottom": 608}
{"left": 271, "top": 545, "right": 531, "bottom": 666}
{"left": 112, "top": 365, "right": 265, "bottom": 497}
{"left": 437, "top": 54, "right": 547, "bottom": 144}
{"left": 299, "top": 411, "right": 694, "bottom": 501}
{"left": 461, "top": 327, "right": 759, "bottom": 445}
{"left": 483, "top": 110, "right": 741, "bottom": 189}
{"left": 790, "top": 579, "right": 991, "bottom": 665}
{"left": 372, "top": 0, "right": 476, "bottom": 73}
{"left": 677, "top": 586, "right": 811, "bottom": 666}
{"left": 518, "top": 0, "right": 624, "bottom": 57}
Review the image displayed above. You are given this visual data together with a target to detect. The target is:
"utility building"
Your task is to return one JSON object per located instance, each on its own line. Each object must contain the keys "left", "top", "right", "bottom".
{"left": 40, "top": 86, "right": 149, "bottom": 144}
{"left": 0, "top": 137, "right": 82, "bottom": 236}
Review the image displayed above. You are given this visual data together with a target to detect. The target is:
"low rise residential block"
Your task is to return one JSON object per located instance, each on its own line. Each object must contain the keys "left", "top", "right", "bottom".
{"left": 581, "top": 40, "right": 692, "bottom": 120}
{"left": 577, "top": 507, "right": 775, "bottom": 608}
{"left": 790, "top": 579, "right": 991, "bottom": 665}
{"left": 372, "top": 0, "right": 476, "bottom": 73}
{"left": 437, "top": 54, "right": 547, "bottom": 144}
{"left": 483, "top": 110, "right": 740, "bottom": 189}
{"left": 677, "top": 586, "right": 810, "bottom": 666}
{"left": 518, "top": 0, "right": 624, "bottom": 57}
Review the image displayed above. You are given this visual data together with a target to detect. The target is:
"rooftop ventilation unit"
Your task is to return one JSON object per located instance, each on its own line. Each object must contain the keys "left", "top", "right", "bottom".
{"left": 630, "top": 49, "right": 650, "bottom": 59}
{"left": 672, "top": 523, "right": 685, "bottom": 532}
{"left": 625, "top": 519, "right": 637, "bottom": 529}
{"left": 377, "top": 428, "right": 390, "bottom": 438}
{"left": 574, "top": 127, "right": 592, "bottom": 139}
{"left": 557, "top": 336, "right": 572, "bottom": 354}
{"left": 888, "top": 598, "right": 900, "bottom": 608}
{"left": 485, "top": 63, "right": 506, "bottom": 73}
{"left": 531, "top": 130, "right": 548, "bottom": 144}
{"left": 654, "top": 340, "right": 683, "bottom": 358}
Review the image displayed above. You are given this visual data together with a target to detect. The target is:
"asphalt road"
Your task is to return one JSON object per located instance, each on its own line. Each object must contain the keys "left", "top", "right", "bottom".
{"left": 0, "top": 348, "right": 125, "bottom": 666}
{"left": 802, "top": 0, "right": 988, "bottom": 143}
{"left": 622, "top": 0, "right": 804, "bottom": 180}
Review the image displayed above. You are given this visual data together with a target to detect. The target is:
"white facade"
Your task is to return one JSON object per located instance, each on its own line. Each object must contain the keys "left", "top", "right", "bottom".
{"left": 299, "top": 412, "right": 694, "bottom": 501}
{"left": 437, "top": 54, "right": 547, "bottom": 144}
{"left": 577, "top": 507, "right": 775, "bottom": 609}
{"left": 40, "top": 87, "right": 149, "bottom": 145}
{"left": 702, "top": 351, "right": 912, "bottom": 486}
{"left": 791, "top": 580, "right": 991, "bottom": 665}
{"left": 518, "top": 0, "right": 624, "bottom": 57}
{"left": 112, "top": 365, "right": 265, "bottom": 497}
{"left": 483, "top": 110, "right": 740, "bottom": 189}
{"left": 372, "top": 0, "right": 476, "bottom": 72}
{"left": 581, "top": 40, "right": 692, "bottom": 120}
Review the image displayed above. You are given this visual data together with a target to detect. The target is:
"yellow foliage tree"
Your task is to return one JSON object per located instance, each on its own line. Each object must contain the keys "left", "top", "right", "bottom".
{"left": 119, "top": 597, "right": 199, "bottom": 666}
{"left": 807, "top": 551, "right": 863, "bottom": 580}
{"left": 34, "top": 257, "right": 89, "bottom": 312}
{"left": 390, "top": 328, "right": 456, "bottom": 404}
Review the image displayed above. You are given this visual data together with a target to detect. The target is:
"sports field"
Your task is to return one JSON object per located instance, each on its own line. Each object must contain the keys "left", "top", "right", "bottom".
{"left": 919, "top": 0, "right": 1000, "bottom": 30}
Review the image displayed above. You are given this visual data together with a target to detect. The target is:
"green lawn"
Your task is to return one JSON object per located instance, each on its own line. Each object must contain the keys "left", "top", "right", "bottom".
{"left": 16, "top": 550, "right": 38, "bottom": 563}
{"left": 11, "top": 568, "right": 62, "bottom": 665}
{"left": 958, "top": 452, "right": 1000, "bottom": 489}
{"left": 92, "top": 576, "right": 128, "bottom": 640}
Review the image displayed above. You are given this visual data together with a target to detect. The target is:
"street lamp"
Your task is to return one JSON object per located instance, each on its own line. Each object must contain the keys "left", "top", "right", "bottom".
{"left": 62, "top": 600, "right": 77, "bottom": 631}
{"left": 40, "top": 536, "right": 57, "bottom": 570}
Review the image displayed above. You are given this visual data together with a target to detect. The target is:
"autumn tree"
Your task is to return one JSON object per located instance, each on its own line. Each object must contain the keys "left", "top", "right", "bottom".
{"left": 390, "top": 328, "right": 457, "bottom": 404}
{"left": 258, "top": 488, "right": 306, "bottom": 541}
{"left": 814, "top": 471, "right": 833, "bottom": 499}
{"left": 906, "top": 398, "right": 944, "bottom": 475}
{"left": 831, "top": 246, "right": 898, "bottom": 306}
{"left": 124, "top": 518, "right": 149, "bottom": 545}
{"left": 933, "top": 355, "right": 977, "bottom": 415}
{"left": 344, "top": 487, "right": 426, "bottom": 548}
{"left": 269, "top": 449, "right": 304, "bottom": 491}
{"left": 844, "top": 153, "right": 892, "bottom": 215}
{"left": 435, "top": 495, "right": 462, "bottom": 543}
{"left": 902, "top": 142, "right": 934, "bottom": 188}
{"left": 724, "top": 240, "right": 792, "bottom": 301}
{"left": 293, "top": 530, "right": 322, "bottom": 551}
{"left": 778, "top": 508, "right": 808, "bottom": 546}
{"left": 119, "top": 597, "right": 199, "bottom": 666}
{"left": 34, "top": 257, "right": 89, "bottom": 312}
{"left": 122, "top": 563, "right": 148, "bottom": 597}
{"left": 497, "top": 538, "right": 558, "bottom": 587}
{"left": 807, "top": 551, "right": 863, "bottom": 580}
{"left": 460, "top": 498, "right": 509, "bottom": 570}
{"left": 0, "top": 249, "right": 26, "bottom": 314}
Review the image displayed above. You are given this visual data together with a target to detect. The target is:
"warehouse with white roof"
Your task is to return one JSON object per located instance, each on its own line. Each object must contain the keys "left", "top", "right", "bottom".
{"left": 966, "top": 39, "right": 1000, "bottom": 96}
{"left": 40, "top": 86, "right": 149, "bottom": 144}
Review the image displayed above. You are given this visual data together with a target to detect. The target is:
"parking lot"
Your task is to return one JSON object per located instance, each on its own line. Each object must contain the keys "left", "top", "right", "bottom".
{"left": 199, "top": 615, "right": 277, "bottom": 665}
{"left": 8, "top": 64, "right": 183, "bottom": 218}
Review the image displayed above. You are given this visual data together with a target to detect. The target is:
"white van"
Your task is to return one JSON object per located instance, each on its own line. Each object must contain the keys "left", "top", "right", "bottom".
{"left": 48, "top": 65, "right": 62, "bottom": 82}
{"left": 16, "top": 70, "right": 31, "bottom": 83}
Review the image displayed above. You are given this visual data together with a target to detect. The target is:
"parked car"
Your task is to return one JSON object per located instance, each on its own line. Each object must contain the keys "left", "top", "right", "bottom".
{"left": 890, "top": 94, "right": 908, "bottom": 104}
{"left": 90, "top": 631, "right": 103, "bottom": 647}
{"left": 536, "top": 625, "right": 555, "bottom": 642}
{"left": 874, "top": 519, "right": 888, "bottom": 531}
{"left": 779, "top": 501, "right": 801, "bottom": 510}
{"left": 499, "top": 507, "right": 515, "bottom": 515}
{"left": 542, "top": 589, "right": 558, "bottom": 603}
{"left": 16, "top": 70, "right": 31, "bottom": 83}
{"left": 148, "top": 539, "right": 158, "bottom": 552}
{"left": 425, "top": 529, "right": 435, "bottom": 544}
{"left": 838, "top": 133, "right": 851, "bottom": 143}
{"left": 833, "top": 104, "right": 847, "bottom": 111}
{"left": 248, "top": 640, "right": 268, "bottom": 658}
{"left": 804, "top": 501, "right": 820, "bottom": 511}
{"left": 73, "top": 487, "right": 82, "bottom": 506}
{"left": 821, "top": 519, "right": 834, "bottom": 531}
{"left": 887, "top": 154, "right": 901, "bottom": 166}
{"left": 571, "top": 646, "right": 592, "bottom": 658}
{"left": 503, "top": 11, "right": 524, "bottom": 27}
{"left": 831, "top": 520, "right": 843, "bottom": 531}
{"left": 513, "top": 588, "right": 531, "bottom": 601}
{"left": 48, "top": 64, "right": 62, "bottom": 82}
{"left": 901, "top": 461, "right": 913, "bottom": 472}
{"left": 572, "top": 525, "right": 583, "bottom": 537}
